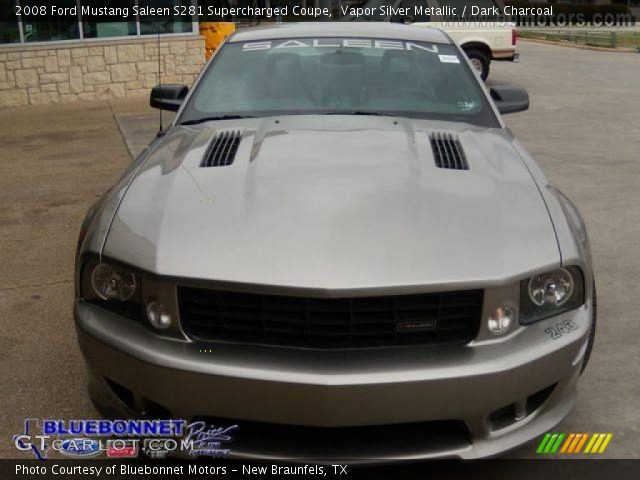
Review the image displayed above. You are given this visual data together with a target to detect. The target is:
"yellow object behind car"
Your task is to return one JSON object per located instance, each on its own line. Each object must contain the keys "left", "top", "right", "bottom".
{"left": 199, "top": 22, "right": 236, "bottom": 60}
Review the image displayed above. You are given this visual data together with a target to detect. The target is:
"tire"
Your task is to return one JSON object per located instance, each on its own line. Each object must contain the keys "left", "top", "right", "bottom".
{"left": 465, "top": 48, "right": 490, "bottom": 81}
{"left": 580, "top": 281, "right": 597, "bottom": 375}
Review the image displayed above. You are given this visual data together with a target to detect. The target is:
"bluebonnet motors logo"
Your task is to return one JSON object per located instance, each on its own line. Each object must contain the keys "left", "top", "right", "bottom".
{"left": 13, "top": 418, "right": 237, "bottom": 459}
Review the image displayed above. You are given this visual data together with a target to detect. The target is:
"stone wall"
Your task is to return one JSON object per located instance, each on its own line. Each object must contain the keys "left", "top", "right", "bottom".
{"left": 0, "top": 35, "right": 205, "bottom": 107}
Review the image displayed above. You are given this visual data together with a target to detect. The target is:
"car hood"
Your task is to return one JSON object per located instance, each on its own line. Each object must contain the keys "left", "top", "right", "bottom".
{"left": 103, "top": 116, "right": 559, "bottom": 293}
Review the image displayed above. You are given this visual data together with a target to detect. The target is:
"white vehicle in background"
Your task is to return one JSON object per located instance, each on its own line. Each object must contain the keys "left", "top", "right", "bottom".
{"left": 342, "top": 0, "right": 519, "bottom": 80}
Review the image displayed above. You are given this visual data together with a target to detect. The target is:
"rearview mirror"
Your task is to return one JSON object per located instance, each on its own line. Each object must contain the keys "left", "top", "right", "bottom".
{"left": 490, "top": 86, "right": 529, "bottom": 114}
{"left": 150, "top": 84, "right": 188, "bottom": 112}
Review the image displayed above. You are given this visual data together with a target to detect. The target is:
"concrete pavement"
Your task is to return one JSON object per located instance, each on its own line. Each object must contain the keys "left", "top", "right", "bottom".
{"left": 0, "top": 40, "right": 638, "bottom": 459}
{"left": 489, "top": 41, "right": 640, "bottom": 458}
{"left": 0, "top": 97, "right": 153, "bottom": 458}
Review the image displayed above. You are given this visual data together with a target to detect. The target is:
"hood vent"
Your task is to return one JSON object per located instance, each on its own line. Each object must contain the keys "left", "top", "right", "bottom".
{"left": 201, "top": 130, "right": 242, "bottom": 168}
{"left": 429, "top": 132, "right": 469, "bottom": 170}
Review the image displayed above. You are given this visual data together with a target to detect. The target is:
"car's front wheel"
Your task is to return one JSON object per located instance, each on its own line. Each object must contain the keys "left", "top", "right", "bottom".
{"left": 465, "top": 48, "right": 490, "bottom": 81}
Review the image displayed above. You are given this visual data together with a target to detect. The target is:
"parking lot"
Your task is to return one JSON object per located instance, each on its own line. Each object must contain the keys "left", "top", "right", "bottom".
{"left": 0, "top": 40, "right": 639, "bottom": 459}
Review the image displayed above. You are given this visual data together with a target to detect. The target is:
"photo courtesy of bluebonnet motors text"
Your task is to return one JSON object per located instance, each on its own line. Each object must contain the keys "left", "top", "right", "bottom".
{"left": 1, "top": 1, "right": 639, "bottom": 479}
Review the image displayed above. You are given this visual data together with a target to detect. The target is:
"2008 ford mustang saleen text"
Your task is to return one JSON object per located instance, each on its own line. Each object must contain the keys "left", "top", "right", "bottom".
{"left": 74, "top": 23, "right": 596, "bottom": 461}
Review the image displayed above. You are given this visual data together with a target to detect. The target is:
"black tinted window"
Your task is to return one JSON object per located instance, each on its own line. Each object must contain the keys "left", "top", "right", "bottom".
{"left": 181, "top": 37, "right": 497, "bottom": 127}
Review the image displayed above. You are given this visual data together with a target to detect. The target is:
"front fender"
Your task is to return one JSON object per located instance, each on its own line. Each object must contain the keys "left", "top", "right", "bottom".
{"left": 510, "top": 138, "right": 593, "bottom": 295}
{"left": 74, "top": 134, "right": 167, "bottom": 296}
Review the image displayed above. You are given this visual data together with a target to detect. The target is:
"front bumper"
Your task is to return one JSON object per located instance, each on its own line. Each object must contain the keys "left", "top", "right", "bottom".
{"left": 75, "top": 298, "right": 592, "bottom": 462}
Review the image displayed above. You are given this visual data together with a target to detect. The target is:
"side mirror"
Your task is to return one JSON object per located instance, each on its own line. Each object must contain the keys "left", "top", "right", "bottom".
{"left": 150, "top": 84, "right": 188, "bottom": 112}
{"left": 490, "top": 86, "right": 529, "bottom": 114}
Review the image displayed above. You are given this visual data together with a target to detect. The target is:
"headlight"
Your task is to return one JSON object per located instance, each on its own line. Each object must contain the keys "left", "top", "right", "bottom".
{"left": 81, "top": 259, "right": 143, "bottom": 321}
{"left": 520, "top": 266, "right": 585, "bottom": 325}
{"left": 528, "top": 268, "right": 574, "bottom": 308}
{"left": 91, "top": 263, "right": 137, "bottom": 301}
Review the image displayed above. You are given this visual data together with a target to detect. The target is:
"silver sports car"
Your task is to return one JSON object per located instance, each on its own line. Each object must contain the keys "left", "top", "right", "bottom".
{"left": 75, "top": 23, "right": 596, "bottom": 461}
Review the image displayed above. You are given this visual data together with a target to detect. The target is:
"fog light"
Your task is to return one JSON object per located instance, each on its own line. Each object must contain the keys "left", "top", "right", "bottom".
{"left": 488, "top": 306, "right": 514, "bottom": 335}
{"left": 146, "top": 302, "right": 172, "bottom": 330}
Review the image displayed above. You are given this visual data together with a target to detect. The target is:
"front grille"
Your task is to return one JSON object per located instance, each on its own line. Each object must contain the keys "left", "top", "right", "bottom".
{"left": 179, "top": 287, "right": 483, "bottom": 349}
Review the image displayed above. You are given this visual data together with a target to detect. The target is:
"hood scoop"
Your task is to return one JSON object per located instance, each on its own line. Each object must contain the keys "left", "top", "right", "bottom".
{"left": 429, "top": 132, "right": 469, "bottom": 170}
{"left": 200, "top": 130, "right": 243, "bottom": 168}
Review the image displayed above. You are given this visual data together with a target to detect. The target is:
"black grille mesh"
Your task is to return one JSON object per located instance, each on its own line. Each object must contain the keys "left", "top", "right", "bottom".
{"left": 430, "top": 132, "right": 469, "bottom": 170}
{"left": 179, "top": 287, "right": 483, "bottom": 349}
{"left": 201, "top": 130, "right": 242, "bottom": 167}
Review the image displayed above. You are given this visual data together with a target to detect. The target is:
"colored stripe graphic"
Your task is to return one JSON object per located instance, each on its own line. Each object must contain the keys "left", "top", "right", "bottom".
{"left": 550, "top": 433, "right": 565, "bottom": 453}
{"left": 537, "top": 433, "right": 565, "bottom": 454}
{"left": 536, "top": 433, "right": 552, "bottom": 453}
{"left": 566, "top": 433, "right": 586, "bottom": 454}
{"left": 598, "top": 434, "right": 613, "bottom": 453}
{"left": 544, "top": 433, "right": 558, "bottom": 453}
{"left": 584, "top": 434, "right": 599, "bottom": 453}
{"left": 591, "top": 434, "right": 606, "bottom": 453}
{"left": 537, "top": 433, "right": 613, "bottom": 454}
{"left": 560, "top": 433, "right": 575, "bottom": 453}
{"left": 585, "top": 433, "right": 614, "bottom": 454}
{"left": 574, "top": 433, "right": 589, "bottom": 453}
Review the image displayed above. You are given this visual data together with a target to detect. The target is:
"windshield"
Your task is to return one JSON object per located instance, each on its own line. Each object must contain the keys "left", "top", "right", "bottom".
{"left": 180, "top": 37, "right": 497, "bottom": 127}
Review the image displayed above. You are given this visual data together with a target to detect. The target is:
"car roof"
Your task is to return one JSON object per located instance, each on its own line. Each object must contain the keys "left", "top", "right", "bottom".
{"left": 228, "top": 22, "right": 452, "bottom": 45}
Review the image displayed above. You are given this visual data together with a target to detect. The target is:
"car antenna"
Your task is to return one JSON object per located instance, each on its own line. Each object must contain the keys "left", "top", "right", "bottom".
{"left": 156, "top": 3, "right": 164, "bottom": 137}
